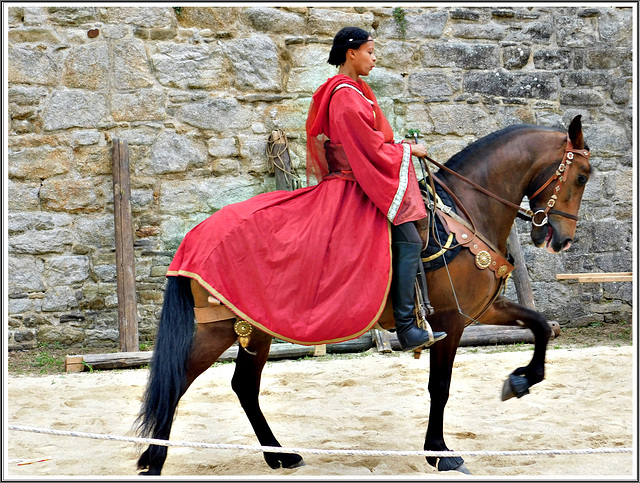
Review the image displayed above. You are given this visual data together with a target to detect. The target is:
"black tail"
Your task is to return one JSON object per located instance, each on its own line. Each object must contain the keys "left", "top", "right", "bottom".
{"left": 136, "top": 276, "right": 195, "bottom": 440}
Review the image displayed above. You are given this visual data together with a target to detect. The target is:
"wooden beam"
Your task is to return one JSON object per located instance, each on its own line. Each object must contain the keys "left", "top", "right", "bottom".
{"left": 112, "top": 138, "right": 139, "bottom": 352}
{"left": 507, "top": 223, "right": 536, "bottom": 309}
{"left": 556, "top": 272, "right": 632, "bottom": 282}
{"left": 268, "top": 130, "right": 294, "bottom": 191}
{"left": 64, "top": 323, "right": 561, "bottom": 373}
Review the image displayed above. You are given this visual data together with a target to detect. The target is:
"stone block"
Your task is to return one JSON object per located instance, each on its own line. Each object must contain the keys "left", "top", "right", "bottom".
{"left": 7, "top": 179, "right": 40, "bottom": 211}
{"left": 37, "top": 325, "right": 85, "bottom": 346}
{"left": 8, "top": 27, "right": 63, "bottom": 44}
{"left": 8, "top": 44, "right": 60, "bottom": 86}
{"left": 62, "top": 43, "right": 110, "bottom": 90}
{"left": 48, "top": 6, "right": 98, "bottom": 25}
{"left": 463, "top": 71, "right": 558, "bottom": 99}
{"left": 112, "top": 88, "right": 165, "bottom": 122}
{"left": 503, "top": 45, "right": 531, "bottom": 70}
{"left": 421, "top": 42, "right": 499, "bottom": 70}
{"left": 8, "top": 146, "right": 73, "bottom": 180}
{"left": 533, "top": 49, "right": 572, "bottom": 70}
{"left": 598, "top": 8, "right": 633, "bottom": 46}
{"left": 554, "top": 14, "right": 597, "bottom": 47}
{"left": 159, "top": 176, "right": 268, "bottom": 215}
{"left": 408, "top": 72, "right": 455, "bottom": 98}
{"left": 559, "top": 89, "right": 604, "bottom": 107}
{"left": 73, "top": 215, "right": 115, "bottom": 248}
{"left": 224, "top": 35, "right": 282, "bottom": 91}
{"left": 367, "top": 68, "right": 405, "bottom": 98}
{"left": 8, "top": 256, "right": 46, "bottom": 295}
{"left": 150, "top": 43, "right": 228, "bottom": 90}
{"left": 585, "top": 48, "right": 628, "bottom": 69}
{"left": 142, "top": 130, "right": 207, "bottom": 175}
{"left": 512, "top": 21, "right": 553, "bottom": 44}
{"left": 427, "top": 104, "right": 497, "bottom": 136}
{"left": 450, "top": 22, "right": 506, "bottom": 41}
{"left": 39, "top": 178, "right": 100, "bottom": 212}
{"left": 42, "top": 89, "right": 109, "bottom": 131}
{"left": 245, "top": 7, "right": 305, "bottom": 33}
{"left": 9, "top": 212, "right": 73, "bottom": 234}
{"left": 377, "top": 11, "right": 447, "bottom": 39}
{"left": 113, "top": 39, "right": 155, "bottom": 89}
{"left": 179, "top": 98, "right": 252, "bottom": 132}
{"left": 207, "top": 137, "right": 238, "bottom": 158}
{"left": 375, "top": 40, "right": 418, "bottom": 70}
{"left": 173, "top": 6, "right": 239, "bottom": 30}
{"left": 287, "top": 65, "right": 335, "bottom": 94}
{"left": 45, "top": 255, "right": 90, "bottom": 286}
{"left": 308, "top": 8, "right": 374, "bottom": 36}
{"left": 101, "top": 6, "right": 174, "bottom": 28}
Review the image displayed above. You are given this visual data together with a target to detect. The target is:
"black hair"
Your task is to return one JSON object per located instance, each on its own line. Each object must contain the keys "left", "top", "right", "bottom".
{"left": 327, "top": 26, "right": 371, "bottom": 66}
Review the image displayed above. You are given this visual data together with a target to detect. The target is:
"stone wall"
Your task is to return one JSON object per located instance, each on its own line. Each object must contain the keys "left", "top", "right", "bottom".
{"left": 7, "top": 6, "right": 633, "bottom": 350}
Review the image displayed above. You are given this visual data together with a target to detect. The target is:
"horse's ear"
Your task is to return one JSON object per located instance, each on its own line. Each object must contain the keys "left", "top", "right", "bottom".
{"left": 568, "top": 115, "right": 584, "bottom": 148}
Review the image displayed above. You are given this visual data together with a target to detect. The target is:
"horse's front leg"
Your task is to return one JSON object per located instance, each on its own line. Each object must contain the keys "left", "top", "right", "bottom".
{"left": 424, "top": 317, "right": 471, "bottom": 474}
{"left": 478, "top": 297, "right": 552, "bottom": 400}
{"left": 231, "top": 329, "right": 304, "bottom": 469}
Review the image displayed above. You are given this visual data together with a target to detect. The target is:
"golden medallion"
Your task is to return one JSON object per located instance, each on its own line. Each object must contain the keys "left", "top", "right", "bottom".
{"left": 475, "top": 250, "right": 492, "bottom": 269}
{"left": 497, "top": 265, "right": 508, "bottom": 277}
{"left": 234, "top": 320, "right": 253, "bottom": 349}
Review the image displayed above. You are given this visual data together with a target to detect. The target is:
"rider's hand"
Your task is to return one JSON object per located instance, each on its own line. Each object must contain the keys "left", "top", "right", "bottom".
{"left": 411, "top": 143, "right": 428, "bottom": 159}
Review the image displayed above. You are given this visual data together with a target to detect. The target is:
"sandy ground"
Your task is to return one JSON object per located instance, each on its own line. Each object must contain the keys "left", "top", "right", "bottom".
{"left": 5, "top": 345, "right": 636, "bottom": 479}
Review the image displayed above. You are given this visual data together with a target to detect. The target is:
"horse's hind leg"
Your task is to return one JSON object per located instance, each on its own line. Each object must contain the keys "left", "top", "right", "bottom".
{"left": 137, "top": 279, "right": 237, "bottom": 475}
{"left": 477, "top": 297, "right": 552, "bottom": 400}
{"left": 231, "top": 330, "right": 304, "bottom": 469}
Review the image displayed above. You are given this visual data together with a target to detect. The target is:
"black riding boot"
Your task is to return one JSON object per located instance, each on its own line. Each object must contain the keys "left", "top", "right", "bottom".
{"left": 391, "top": 240, "right": 447, "bottom": 351}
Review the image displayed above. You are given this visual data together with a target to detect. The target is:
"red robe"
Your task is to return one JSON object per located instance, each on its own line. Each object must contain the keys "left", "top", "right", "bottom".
{"left": 167, "top": 74, "right": 426, "bottom": 344}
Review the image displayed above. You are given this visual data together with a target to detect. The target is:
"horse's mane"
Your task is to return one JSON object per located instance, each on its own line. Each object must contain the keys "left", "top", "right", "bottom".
{"left": 444, "top": 124, "right": 563, "bottom": 172}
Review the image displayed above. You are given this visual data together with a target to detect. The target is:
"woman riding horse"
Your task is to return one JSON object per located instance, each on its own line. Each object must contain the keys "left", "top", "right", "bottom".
{"left": 165, "top": 26, "right": 445, "bottom": 352}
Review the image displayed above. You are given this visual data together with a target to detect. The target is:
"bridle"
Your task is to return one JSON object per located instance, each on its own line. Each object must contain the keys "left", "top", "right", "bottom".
{"left": 527, "top": 135, "right": 590, "bottom": 227}
{"left": 419, "top": 134, "right": 590, "bottom": 228}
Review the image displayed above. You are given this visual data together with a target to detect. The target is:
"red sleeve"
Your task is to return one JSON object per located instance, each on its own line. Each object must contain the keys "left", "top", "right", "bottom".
{"left": 328, "top": 88, "right": 426, "bottom": 224}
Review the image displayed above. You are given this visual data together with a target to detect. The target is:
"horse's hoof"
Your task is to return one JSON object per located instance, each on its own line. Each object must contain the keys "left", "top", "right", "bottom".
{"left": 501, "top": 373, "right": 530, "bottom": 401}
{"left": 436, "top": 455, "right": 471, "bottom": 474}
{"left": 265, "top": 452, "right": 304, "bottom": 469}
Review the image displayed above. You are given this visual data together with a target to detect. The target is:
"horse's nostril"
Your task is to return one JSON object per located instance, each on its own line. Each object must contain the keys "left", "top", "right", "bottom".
{"left": 562, "top": 238, "right": 572, "bottom": 250}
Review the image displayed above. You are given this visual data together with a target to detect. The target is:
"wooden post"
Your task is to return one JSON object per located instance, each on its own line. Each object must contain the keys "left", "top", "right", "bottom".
{"left": 507, "top": 223, "right": 536, "bottom": 310}
{"left": 268, "top": 130, "right": 293, "bottom": 191}
{"left": 112, "top": 138, "right": 139, "bottom": 352}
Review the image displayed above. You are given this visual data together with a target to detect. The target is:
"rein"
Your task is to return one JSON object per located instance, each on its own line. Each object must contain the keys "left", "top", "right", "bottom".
{"left": 419, "top": 135, "right": 590, "bottom": 227}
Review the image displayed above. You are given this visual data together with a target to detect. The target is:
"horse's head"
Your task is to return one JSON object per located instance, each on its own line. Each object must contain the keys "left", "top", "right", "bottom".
{"left": 529, "top": 115, "right": 591, "bottom": 253}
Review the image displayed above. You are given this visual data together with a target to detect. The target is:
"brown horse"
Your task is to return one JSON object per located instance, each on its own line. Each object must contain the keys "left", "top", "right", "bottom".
{"left": 135, "top": 115, "right": 591, "bottom": 475}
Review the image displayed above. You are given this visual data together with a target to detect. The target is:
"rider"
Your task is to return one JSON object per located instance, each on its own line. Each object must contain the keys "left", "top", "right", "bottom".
{"left": 307, "top": 27, "right": 447, "bottom": 350}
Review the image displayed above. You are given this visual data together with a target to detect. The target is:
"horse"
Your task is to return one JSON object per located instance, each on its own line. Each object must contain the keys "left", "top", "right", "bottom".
{"left": 135, "top": 115, "right": 591, "bottom": 475}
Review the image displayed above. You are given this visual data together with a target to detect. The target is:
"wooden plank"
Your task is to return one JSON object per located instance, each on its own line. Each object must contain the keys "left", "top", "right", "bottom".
{"left": 112, "top": 138, "right": 139, "bottom": 352}
{"left": 556, "top": 272, "right": 632, "bottom": 282}
{"left": 66, "top": 324, "right": 562, "bottom": 372}
{"left": 507, "top": 223, "right": 536, "bottom": 309}
{"left": 64, "top": 333, "right": 375, "bottom": 372}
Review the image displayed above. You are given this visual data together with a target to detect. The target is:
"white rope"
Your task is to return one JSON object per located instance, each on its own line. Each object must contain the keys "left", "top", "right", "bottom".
{"left": 8, "top": 425, "right": 633, "bottom": 458}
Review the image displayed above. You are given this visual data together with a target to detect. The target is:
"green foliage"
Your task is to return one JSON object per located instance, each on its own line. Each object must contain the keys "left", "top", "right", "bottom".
{"left": 406, "top": 128, "right": 421, "bottom": 139}
{"left": 393, "top": 7, "right": 408, "bottom": 41}
{"left": 173, "top": 7, "right": 182, "bottom": 15}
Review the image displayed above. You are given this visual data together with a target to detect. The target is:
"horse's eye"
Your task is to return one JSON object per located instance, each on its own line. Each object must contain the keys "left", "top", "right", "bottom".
{"left": 577, "top": 174, "right": 588, "bottom": 186}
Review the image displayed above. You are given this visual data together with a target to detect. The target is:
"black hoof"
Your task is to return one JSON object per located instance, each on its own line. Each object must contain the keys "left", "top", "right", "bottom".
{"left": 501, "top": 373, "right": 530, "bottom": 401}
{"left": 429, "top": 455, "right": 470, "bottom": 474}
{"left": 264, "top": 452, "right": 304, "bottom": 469}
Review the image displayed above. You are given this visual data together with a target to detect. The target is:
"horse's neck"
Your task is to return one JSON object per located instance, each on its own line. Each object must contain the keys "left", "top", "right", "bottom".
{"left": 441, "top": 132, "right": 557, "bottom": 251}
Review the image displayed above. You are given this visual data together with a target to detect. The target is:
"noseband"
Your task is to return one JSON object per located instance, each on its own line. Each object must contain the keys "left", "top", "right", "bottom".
{"left": 528, "top": 135, "right": 591, "bottom": 227}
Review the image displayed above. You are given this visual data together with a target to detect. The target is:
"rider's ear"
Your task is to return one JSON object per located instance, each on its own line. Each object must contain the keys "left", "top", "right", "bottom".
{"left": 568, "top": 115, "right": 584, "bottom": 148}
